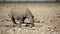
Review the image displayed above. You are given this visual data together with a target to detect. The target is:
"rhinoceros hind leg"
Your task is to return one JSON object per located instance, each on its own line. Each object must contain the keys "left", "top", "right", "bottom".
{"left": 12, "top": 17, "right": 17, "bottom": 24}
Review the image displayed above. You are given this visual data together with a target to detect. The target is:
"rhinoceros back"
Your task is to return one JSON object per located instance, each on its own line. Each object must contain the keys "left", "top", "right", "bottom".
{"left": 11, "top": 8, "right": 33, "bottom": 19}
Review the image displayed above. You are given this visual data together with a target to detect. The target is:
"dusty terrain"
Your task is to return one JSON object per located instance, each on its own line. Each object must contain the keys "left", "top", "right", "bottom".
{"left": 0, "top": 3, "right": 60, "bottom": 34}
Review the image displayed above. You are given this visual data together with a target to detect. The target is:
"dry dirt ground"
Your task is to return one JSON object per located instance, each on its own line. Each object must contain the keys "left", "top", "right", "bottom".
{"left": 0, "top": 2, "right": 60, "bottom": 34}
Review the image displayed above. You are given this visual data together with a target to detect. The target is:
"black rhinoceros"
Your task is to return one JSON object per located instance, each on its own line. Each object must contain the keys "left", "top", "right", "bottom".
{"left": 8, "top": 8, "right": 34, "bottom": 28}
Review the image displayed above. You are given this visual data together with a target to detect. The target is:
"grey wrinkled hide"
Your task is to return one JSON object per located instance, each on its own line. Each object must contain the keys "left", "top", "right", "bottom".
{"left": 8, "top": 8, "right": 34, "bottom": 28}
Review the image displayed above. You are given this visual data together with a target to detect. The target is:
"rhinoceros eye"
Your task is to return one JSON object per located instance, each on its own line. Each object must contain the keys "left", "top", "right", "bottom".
{"left": 32, "top": 16, "right": 34, "bottom": 18}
